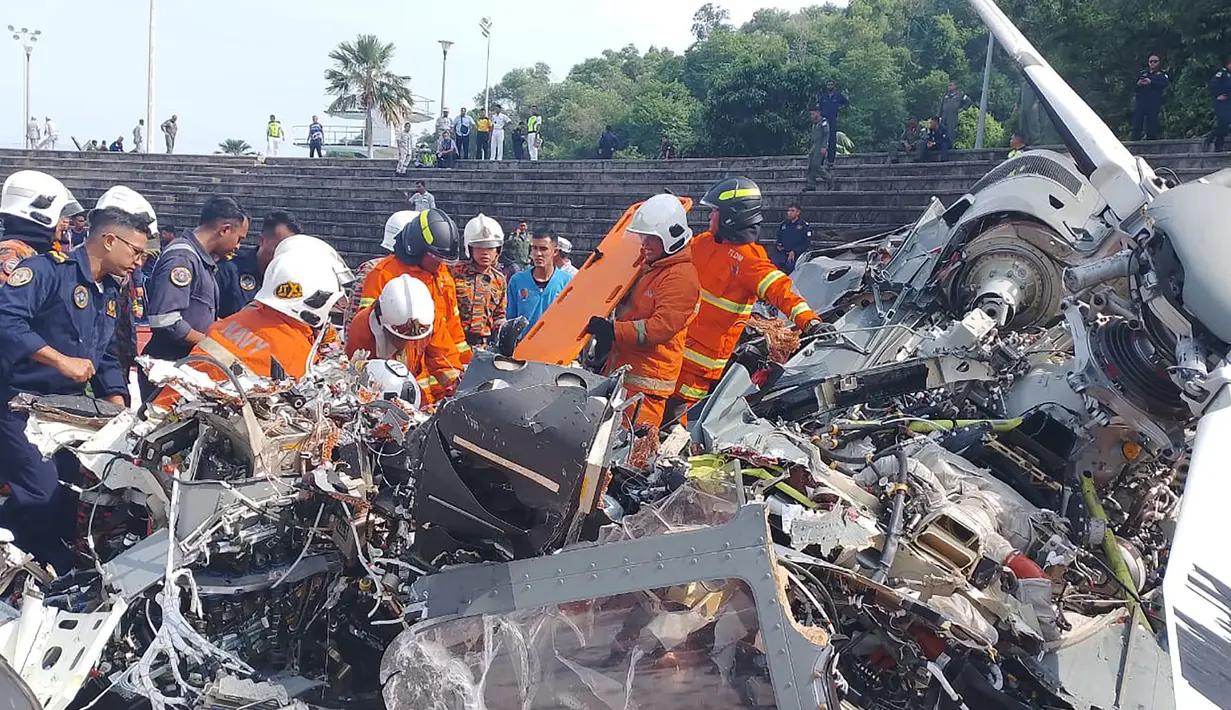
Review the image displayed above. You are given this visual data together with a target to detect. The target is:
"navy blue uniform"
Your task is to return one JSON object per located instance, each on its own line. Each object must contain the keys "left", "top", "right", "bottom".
{"left": 817, "top": 91, "right": 848, "bottom": 166}
{"left": 1132, "top": 69, "right": 1169, "bottom": 140}
{"left": 1210, "top": 69, "right": 1231, "bottom": 152}
{"left": 215, "top": 249, "right": 261, "bottom": 318}
{"left": 772, "top": 219, "right": 812, "bottom": 273}
{"left": 140, "top": 230, "right": 219, "bottom": 397}
{"left": 0, "top": 248, "right": 125, "bottom": 571}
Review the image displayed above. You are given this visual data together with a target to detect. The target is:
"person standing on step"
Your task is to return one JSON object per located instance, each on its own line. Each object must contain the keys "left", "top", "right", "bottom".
{"left": 506, "top": 228, "right": 572, "bottom": 330}
{"left": 453, "top": 108, "right": 475, "bottom": 160}
{"left": 772, "top": 204, "right": 811, "bottom": 273}
{"left": 598, "top": 126, "right": 619, "bottom": 160}
{"left": 141, "top": 196, "right": 249, "bottom": 399}
{"left": 491, "top": 104, "right": 510, "bottom": 161}
{"left": 436, "top": 109, "right": 452, "bottom": 139}
{"left": 585, "top": 194, "right": 700, "bottom": 429}
{"left": 938, "top": 81, "right": 972, "bottom": 148}
{"left": 308, "top": 115, "right": 325, "bottom": 158}
{"left": 39, "top": 117, "right": 58, "bottom": 150}
{"left": 1131, "top": 55, "right": 1169, "bottom": 141}
{"left": 555, "top": 237, "right": 579, "bottom": 276}
{"left": 133, "top": 119, "right": 146, "bottom": 153}
{"left": 395, "top": 122, "right": 413, "bottom": 175}
{"left": 665, "top": 177, "right": 826, "bottom": 423}
{"left": 512, "top": 121, "right": 528, "bottom": 160}
{"left": 266, "top": 115, "right": 285, "bottom": 157}
{"left": 526, "top": 105, "right": 544, "bottom": 161}
{"left": 1208, "top": 56, "right": 1231, "bottom": 153}
{"left": 804, "top": 110, "right": 833, "bottom": 192}
{"left": 817, "top": 80, "right": 847, "bottom": 171}
{"left": 500, "top": 221, "right": 532, "bottom": 278}
{"left": 161, "top": 115, "right": 178, "bottom": 154}
{"left": 407, "top": 181, "right": 437, "bottom": 211}
{"left": 216, "top": 210, "right": 302, "bottom": 318}
{"left": 451, "top": 214, "right": 507, "bottom": 349}
{"left": 25, "top": 116, "right": 40, "bottom": 150}
{"left": 476, "top": 109, "right": 493, "bottom": 160}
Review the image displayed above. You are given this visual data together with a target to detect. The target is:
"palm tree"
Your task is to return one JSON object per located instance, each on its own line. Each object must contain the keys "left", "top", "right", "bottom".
{"left": 325, "top": 34, "right": 415, "bottom": 158}
{"left": 216, "top": 139, "right": 255, "bottom": 156}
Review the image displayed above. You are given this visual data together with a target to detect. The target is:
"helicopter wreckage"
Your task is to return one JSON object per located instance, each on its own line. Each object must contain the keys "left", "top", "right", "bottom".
{"left": 4, "top": 1, "right": 1231, "bottom": 709}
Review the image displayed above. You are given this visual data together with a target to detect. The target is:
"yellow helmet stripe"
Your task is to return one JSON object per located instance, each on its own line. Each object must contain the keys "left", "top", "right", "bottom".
{"left": 717, "top": 187, "right": 761, "bottom": 201}
{"left": 419, "top": 210, "right": 435, "bottom": 245}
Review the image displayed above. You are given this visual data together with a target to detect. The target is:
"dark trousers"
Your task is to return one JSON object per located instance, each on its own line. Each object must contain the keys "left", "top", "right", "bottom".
{"left": 476, "top": 132, "right": 491, "bottom": 160}
{"left": 0, "top": 409, "right": 82, "bottom": 573}
{"left": 513, "top": 141, "right": 526, "bottom": 160}
{"left": 309, "top": 142, "right": 323, "bottom": 158}
{"left": 921, "top": 135, "right": 950, "bottom": 162}
{"left": 457, "top": 134, "right": 471, "bottom": 159}
{"left": 1211, "top": 106, "right": 1231, "bottom": 152}
{"left": 823, "top": 116, "right": 839, "bottom": 166}
{"left": 438, "top": 153, "right": 458, "bottom": 168}
{"left": 1131, "top": 105, "right": 1161, "bottom": 140}
{"left": 599, "top": 149, "right": 614, "bottom": 160}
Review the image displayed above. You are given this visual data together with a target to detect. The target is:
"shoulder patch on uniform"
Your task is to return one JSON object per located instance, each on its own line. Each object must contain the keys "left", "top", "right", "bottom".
{"left": 239, "top": 274, "right": 257, "bottom": 291}
{"left": 273, "top": 281, "right": 303, "bottom": 299}
{"left": 106, "top": 300, "right": 117, "bottom": 317}
{"left": 170, "top": 266, "right": 192, "bottom": 287}
{"left": 48, "top": 251, "right": 68, "bottom": 263}
{"left": 6, "top": 266, "right": 33, "bottom": 287}
{"left": 73, "top": 285, "right": 89, "bottom": 309}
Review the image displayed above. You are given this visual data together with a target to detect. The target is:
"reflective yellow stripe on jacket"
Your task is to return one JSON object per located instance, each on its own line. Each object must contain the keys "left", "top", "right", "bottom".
{"left": 757, "top": 270, "right": 787, "bottom": 299}
{"left": 700, "top": 289, "right": 753, "bottom": 316}
{"left": 683, "top": 348, "right": 727, "bottom": 370}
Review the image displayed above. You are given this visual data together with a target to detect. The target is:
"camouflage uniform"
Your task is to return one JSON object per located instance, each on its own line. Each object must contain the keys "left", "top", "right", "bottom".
{"left": 342, "top": 256, "right": 384, "bottom": 329}
{"left": 449, "top": 261, "right": 507, "bottom": 347}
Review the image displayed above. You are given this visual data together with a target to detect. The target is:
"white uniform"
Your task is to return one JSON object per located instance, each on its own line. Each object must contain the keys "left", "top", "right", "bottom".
{"left": 435, "top": 115, "right": 451, "bottom": 138}
{"left": 266, "top": 121, "right": 284, "bottom": 157}
{"left": 39, "top": 120, "right": 57, "bottom": 150}
{"left": 491, "top": 112, "right": 510, "bottom": 160}
{"left": 133, "top": 123, "right": 145, "bottom": 153}
{"left": 395, "top": 130, "right": 412, "bottom": 173}
{"left": 25, "top": 119, "right": 40, "bottom": 149}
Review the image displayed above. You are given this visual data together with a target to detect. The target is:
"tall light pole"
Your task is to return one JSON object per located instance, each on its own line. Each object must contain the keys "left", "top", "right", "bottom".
{"left": 8, "top": 26, "right": 40, "bottom": 149}
{"left": 975, "top": 32, "right": 995, "bottom": 149}
{"left": 480, "top": 18, "right": 492, "bottom": 113}
{"left": 438, "top": 40, "right": 454, "bottom": 117}
{"left": 146, "top": 0, "right": 155, "bottom": 153}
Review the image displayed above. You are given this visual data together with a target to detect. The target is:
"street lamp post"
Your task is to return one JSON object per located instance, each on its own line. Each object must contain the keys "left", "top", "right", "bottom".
{"left": 147, "top": 0, "right": 155, "bottom": 153}
{"left": 438, "top": 40, "right": 454, "bottom": 118}
{"left": 480, "top": 18, "right": 492, "bottom": 114}
{"left": 8, "top": 26, "right": 41, "bottom": 149}
{"left": 975, "top": 32, "right": 995, "bottom": 149}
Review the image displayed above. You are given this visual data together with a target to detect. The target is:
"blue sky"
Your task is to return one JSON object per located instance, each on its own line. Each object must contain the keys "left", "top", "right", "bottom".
{"left": 2, "top": 0, "right": 823, "bottom": 154}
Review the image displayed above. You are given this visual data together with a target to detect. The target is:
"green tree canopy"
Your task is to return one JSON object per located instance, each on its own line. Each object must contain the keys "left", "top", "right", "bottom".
{"left": 216, "top": 139, "right": 255, "bottom": 156}
{"left": 325, "top": 34, "right": 416, "bottom": 158}
{"left": 469, "top": 0, "right": 1227, "bottom": 159}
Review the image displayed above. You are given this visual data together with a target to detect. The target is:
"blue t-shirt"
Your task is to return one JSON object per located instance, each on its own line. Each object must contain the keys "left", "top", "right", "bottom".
{"left": 506, "top": 267, "right": 573, "bottom": 330}
{"left": 308, "top": 123, "right": 324, "bottom": 143}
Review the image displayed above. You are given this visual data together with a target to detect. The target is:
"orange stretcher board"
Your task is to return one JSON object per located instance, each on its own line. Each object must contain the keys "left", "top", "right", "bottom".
{"left": 514, "top": 196, "right": 693, "bottom": 366}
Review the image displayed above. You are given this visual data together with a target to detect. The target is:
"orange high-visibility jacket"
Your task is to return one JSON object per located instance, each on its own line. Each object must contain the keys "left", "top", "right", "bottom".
{"left": 683, "top": 230, "right": 817, "bottom": 379}
{"left": 605, "top": 244, "right": 701, "bottom": 396}
{"left": 345, "top": 304, "right": 461, "bottom": 403}
{"left": 153, "top": 302, "right": 316, "bottom": 408}
{"left": 359, "top": 255, "right": 472, "bottom": 367}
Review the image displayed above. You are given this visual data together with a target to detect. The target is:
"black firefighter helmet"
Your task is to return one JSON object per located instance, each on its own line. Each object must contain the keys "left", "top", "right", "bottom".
{"left": 394, "top": 208, "right": 462, "bottom": 265}
{"left": 701, "top": 176, "right": 764, "bottom": 232}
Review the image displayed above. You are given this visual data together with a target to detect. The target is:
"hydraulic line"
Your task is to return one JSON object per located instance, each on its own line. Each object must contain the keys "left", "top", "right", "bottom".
{"left": 873, "top": 448, "right": 910, "bottom": 584}
{"left": 1080, "top": 470, "right": 1153, "bottom": 632}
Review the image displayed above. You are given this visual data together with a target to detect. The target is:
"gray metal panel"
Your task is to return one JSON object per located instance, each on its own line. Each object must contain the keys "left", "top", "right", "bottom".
{"left": 408, "top": 503, "right": 835, "bottom": 710}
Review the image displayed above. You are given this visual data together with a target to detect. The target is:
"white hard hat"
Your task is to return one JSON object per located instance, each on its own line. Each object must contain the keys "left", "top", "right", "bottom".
{"left": 557, "top": 237, "right": 573, "bottom": 255}
{"left": 382, "top": 210, "right": 419, "bottom": 252}
{"left": 0, "top": 170, "right": 82, "bottom": 230}
{"left": 273, "top": 234, "right": 356, "bottom": 289}
{"left": 627, "top": 194, "right": 692, "bottom": 255}
{"left": 94, "top": 185, "right": 158, "bottom": 236}
{"left": 255, "top": 248, "right": 347, "bottom": 328}
{"left": 463, "top": 213, "right": 504, "bottom": 253}
{"left": 374, "top": 274, "right": 435, "bottom": 341}
{"left": 364, "top": 359, "right": 422, "bottom": 408}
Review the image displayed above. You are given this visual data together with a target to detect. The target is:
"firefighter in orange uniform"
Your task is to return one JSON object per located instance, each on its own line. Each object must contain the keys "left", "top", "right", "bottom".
{"left": 585, "top": 195, "right": 701, "bottom": 428}
{"left": 346, "top": 274, "right": 459, "bottom": 405}
{"left": 665, "top": 177, "right": 826, "bottom": 421}
{"left": 152, "top": 237, "right": 349, "bottom": 408}
{"left": 358, "top": 209, "right": 472, "bottom": 374}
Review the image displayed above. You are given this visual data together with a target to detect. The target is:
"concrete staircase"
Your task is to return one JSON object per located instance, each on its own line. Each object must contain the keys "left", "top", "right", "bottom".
{"left": 0, "top": 140, "right": 1226, "bottom": 265}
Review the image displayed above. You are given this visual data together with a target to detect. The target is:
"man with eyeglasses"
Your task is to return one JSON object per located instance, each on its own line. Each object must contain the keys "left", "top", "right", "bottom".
{"left": 0, "top": 189, "right": 157, "bottom": 573}
{"left": 1132, "top": 54, "right": 1170, "bottom": 141}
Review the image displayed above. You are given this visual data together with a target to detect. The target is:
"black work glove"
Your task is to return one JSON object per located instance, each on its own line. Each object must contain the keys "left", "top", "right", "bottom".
{"left": 802, "top": 319, "right": 836, "bottom": 339}
{"left": 586, "top": 316, "right": 615, "bottom": 346}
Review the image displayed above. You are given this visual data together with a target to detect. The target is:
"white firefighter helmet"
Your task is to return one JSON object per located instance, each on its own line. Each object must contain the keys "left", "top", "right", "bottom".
{"left": 463, "top": 213, "right": 504, "bottom": 254}
{"left": 627, "top": 194, "right": 692, "bottom": 255}
{"left": 0, "top": 170, "right": 82, "bottom": 229}
{"left": 363, "top": 359, "right": 422, "bottom": 408}
{"left": 374, "top": 274, "right": 435, "bottom": 341}
{"left": 255, "top": 248, "right": 347, "bottom": 328}
{"left": 382, "top": 210, "right": 419, "bottom": 252}
{"left": 273, "top": 234, "right": 356, "bottom": 290}
{"left": 94, "top": 185, "right": 159, "bottom": 236}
